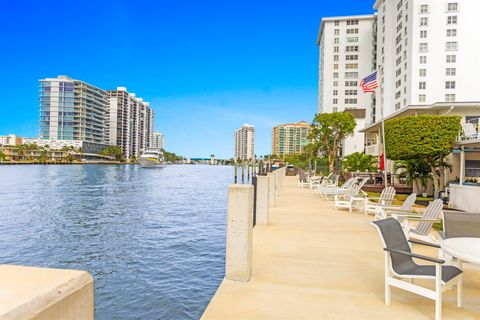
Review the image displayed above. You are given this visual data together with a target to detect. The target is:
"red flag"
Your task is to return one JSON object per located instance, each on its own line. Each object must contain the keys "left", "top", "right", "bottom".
{"left": 379, "top": 153, "right": 385, "bottom": 171}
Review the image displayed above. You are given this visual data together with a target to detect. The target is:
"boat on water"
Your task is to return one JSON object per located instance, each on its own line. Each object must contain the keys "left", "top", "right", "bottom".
{"left": 139, "top": 149, "right": 167, "bottom": 168}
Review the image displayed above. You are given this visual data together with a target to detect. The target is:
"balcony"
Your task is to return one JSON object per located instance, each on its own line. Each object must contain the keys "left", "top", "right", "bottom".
{"left": 365, "top": 143, "right": 381, "bottom": 156}
{"left": 458, "top": 118, "right": 480, "bottom": 144}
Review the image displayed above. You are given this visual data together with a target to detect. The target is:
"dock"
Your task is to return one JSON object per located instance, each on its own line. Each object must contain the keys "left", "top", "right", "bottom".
{"left": 202, "top": 176, "right": 480, "bottom": 319}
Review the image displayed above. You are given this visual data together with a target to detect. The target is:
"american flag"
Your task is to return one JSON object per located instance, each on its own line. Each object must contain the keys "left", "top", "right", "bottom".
{"left": 360, "top": 71, "right": 379, "bottom": 93}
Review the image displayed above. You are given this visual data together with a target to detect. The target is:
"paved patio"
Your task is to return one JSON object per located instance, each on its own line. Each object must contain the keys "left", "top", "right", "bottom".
{"left": 202, "top": 176, "right": 480, "bottom": 319}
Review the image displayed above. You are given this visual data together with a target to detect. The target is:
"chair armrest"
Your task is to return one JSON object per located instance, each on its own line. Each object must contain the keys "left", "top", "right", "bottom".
{"left": 408, "top": 239, "right": 441, "bottom": 248}
{"left": 405, "top": 217, "right": 442, "bottom": 223}
{"left": 384, "top": 248, "right": 445, "bottom": 264}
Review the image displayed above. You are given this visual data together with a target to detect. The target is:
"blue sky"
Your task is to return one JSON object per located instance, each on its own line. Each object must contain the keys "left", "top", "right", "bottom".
{"left": 0, "top": 0, "right": 373, "bottom": 158}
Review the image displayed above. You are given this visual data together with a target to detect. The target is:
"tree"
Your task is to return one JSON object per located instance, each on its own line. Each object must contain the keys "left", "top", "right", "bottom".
{"left": 385, "top": 115, "right": 461, "bottom": 195}
{"left": 0, "top": 150, "right": 5, "bottom": 161}
{"left": 342, "top": 152, "right": 377, "bottom": 172}
{"left": 309, "top": 112, "right": 356, "bottom": 172}
{"left": 100, "top": 146, "right": 125, "bottom": 161}
{"left": 394, "top": 159, "right": 431, "bottom": 195}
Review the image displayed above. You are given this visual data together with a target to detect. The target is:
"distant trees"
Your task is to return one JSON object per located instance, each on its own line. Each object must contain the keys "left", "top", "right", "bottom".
{"left": 162, "top": 149, "right": 183, "bottom": 162}
{"left": 100, "top": 146, "right": 125, "bottom": 162}
{"left": 385, "top": 115, "right": 461, "bottom": 194}
{"left": 309, "top": 112, "right": 356, "bottom": 172}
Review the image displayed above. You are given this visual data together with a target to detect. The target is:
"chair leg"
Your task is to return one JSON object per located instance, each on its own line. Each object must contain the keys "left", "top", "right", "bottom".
{"left": 385, "top": 252, "right": 391, "bottom": 305}
{"left": 457, "top": 260, "right": 463, "bottom": 308}
{"left": 435, "top": 264, "right": 442, "bottom": 320}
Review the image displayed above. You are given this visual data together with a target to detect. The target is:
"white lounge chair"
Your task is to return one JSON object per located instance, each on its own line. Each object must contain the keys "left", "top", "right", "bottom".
{"left": 371, "top": 218, "right": 463, "bottom": 320}
{"left": 318, "top": 177, "right": 355, "bottom": 199}
{"left": 461, "top": 122, "right": 480, "bottom": 140}
{"left": 364, "top": 186, "right": 396, "bottom": 215}
{"left": 391, "top": 199, "right": 444, "bottom": 244}
{"left": 334, "top": 184, "right": 362, "bottom": 212}
{"left": 374, "top": 193, "right": 417, "bottom": 220}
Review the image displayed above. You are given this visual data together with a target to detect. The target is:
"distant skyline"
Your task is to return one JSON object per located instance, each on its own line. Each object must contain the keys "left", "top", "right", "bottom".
{"left": 0, "top": 0, "right": 374, "bottom": 158}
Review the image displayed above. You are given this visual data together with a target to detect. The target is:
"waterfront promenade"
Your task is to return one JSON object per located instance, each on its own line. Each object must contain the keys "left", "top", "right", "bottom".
{"left": 202, "top": 176, "right": 480, "bottom": 319}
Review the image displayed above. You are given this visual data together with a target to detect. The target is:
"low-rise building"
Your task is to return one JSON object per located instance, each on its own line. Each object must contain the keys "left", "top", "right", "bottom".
{"left": 0, "top": 134, "right": 22, "bottom": 146}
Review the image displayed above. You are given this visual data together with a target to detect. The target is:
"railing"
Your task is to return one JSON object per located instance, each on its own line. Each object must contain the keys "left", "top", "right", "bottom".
{"left": 365, "top": 143, "right": 381, "bottom": 156}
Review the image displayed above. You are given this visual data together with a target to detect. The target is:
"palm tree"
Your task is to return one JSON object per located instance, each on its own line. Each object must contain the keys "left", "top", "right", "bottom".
{"left": 342, "top": 152, "right": 377, "bottom": 172}
{"left": 394, "top": 159, "right": 431, "bottom": 194}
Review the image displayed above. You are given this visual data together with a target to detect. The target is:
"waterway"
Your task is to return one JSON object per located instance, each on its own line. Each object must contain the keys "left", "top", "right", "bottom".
{"left": 0, "top": 164, "right": 231, "bottom": 319}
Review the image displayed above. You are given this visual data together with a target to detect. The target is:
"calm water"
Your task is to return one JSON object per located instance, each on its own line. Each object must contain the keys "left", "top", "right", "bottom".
{"left": 0, "top": 164, "right": 231, "bottom": 319}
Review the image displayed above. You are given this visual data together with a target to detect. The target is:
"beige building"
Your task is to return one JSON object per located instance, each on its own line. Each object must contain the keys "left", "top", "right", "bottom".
{"left": 234, "top": 124, "right": 255, "bottom": 160}
{"left": 0, "top": 134, "right": 22, "bottom": 146}
{"left": 271, "top": 121, "right": 310, "bottom": 156}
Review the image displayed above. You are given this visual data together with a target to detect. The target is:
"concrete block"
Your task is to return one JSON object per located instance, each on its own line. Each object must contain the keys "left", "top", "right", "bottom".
{"left": 0, "top": 264, "right": 94, "bottom": 320}
{"left": 225, "top": 184, "right": 254, "bottom": 282}
{"left": 255, "top": 176, "right": 269, "bottom": 226}
{"left": 267, "top": 173, "right": 276, "bottom": 207}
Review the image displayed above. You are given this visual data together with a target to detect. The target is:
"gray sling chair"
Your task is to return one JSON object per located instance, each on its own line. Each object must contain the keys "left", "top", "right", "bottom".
{"left": 371, "top": 218, "right": 463, "bottom": 320}
{"left": 441, "top": 210, "right": 480, "bottom": 239}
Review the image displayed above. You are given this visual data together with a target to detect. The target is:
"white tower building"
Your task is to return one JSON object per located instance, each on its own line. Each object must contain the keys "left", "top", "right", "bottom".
{"left": 317, "top": 15, "right": 378, "bottom": 156}
{"left": 234, "top": 124, "right": 255, "bottom": 160}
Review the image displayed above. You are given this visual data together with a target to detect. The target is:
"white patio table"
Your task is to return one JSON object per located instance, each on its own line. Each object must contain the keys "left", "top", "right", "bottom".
{"left": 441, "top": 237, "right": 480, "bottom": 265}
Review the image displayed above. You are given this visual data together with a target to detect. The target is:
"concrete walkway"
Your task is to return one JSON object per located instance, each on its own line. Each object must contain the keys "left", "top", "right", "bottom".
{"left": 202, "top": 176, "right": 480, "bottom": 320}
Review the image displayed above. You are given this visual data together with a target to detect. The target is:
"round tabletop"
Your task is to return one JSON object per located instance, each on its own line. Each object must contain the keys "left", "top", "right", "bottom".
{"left": 441, "top": 237, "right": 480, "bottom": 265}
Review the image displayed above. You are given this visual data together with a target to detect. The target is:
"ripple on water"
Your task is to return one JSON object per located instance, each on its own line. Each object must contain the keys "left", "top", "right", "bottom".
{"left": 0, "top": 164, "right": 231, "bottom": 319}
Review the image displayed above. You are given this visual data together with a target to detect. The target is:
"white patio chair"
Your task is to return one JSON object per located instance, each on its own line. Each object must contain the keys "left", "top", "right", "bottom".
{"left": 371, "top": 218, "right": 463, "bottom": 320}
{"left": 461, "top": 123, "right": 479, "bottom": 140}
{"left": 297, "top": 173, "right": 309, "bottom": 189}
{"left": 334, "top": 184, "right": 362, "bottom": 212}
{"left": 364, "top": 186, "right": 396, "bottom": 215}
{"left": 374, "top": 193, "right": 417, "bottom": 220}
{"left": 319, "top": 177, "right": 356, "bottom": 200}
{"left": 391, "top": 199, "right": 444, "bottom": 244}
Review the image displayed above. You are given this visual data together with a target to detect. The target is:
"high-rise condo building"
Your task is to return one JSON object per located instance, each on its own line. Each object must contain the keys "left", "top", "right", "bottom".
{"left": 39, "top": 76, "right": 109, "bottom": 144}
{"left": 317, "top": 15, "right": 377, "bottom": 156}
{"left": 271, "top": 121, "right": 310, "bottom": 156}
{"left": 374, "top": 0, "right": 480, "bottom": 118}
{"left": 39, "top": 76, "right": 154, "bottom": 158}
{"left": 152, "top": 131, "right": 165, "bottom": 149}
{"left": 234, "top": 124, "right": 255, "bottom": 160}
{"left": 108, "top": 87, "right": 154, "bottom": 159}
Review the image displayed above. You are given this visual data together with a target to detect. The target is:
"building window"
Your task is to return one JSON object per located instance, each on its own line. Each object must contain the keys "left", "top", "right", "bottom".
{"left": 420, "top": 56, "right": 427, "bottom": 64}
{"left": 419, "top": 81, "right": 426, "bottom": 89}
{"left": 446, "top": 67, "right": 456, "bottom": 76}
{"left": 419, "top": 69, "right": 427, "bottom": 77}
{"left": 334, "top": 21, "right": 340, "bottom": 26}
{"left": 346, "top": 20, "right": 359, "bottom": 25}
{"left": 333, "top": 72, "right": 339, "bottom": 79}
{"left": 420, "top": 17, "right": 428, "bottom": 26}
{"left": 334, "top": 38, "right": 339, "bottom": 44}
{"left": 333, "top": 81, "right": 338, "bottom": 87}
{"left": 395, "top": 102, "right": 401, "bottom": 110}
{"left": 333, "top": 107, "right": 338, "bottom": 112}
{"left": 334, "top": 55, "right": 339, "bottom": 61}
{"left": 344, "top": 98, "right": 357, "bottom": 104}
{"left": 446, "top": 55, "right": 456, "bottom": 63}
{"left": 333, "top": 90, "right": 338, "bottom": 96}
{"left": 447, "top": 29, "right": 457, "bottom": 37}
{"left": 420, "top": 30, "right": 427, "bottom": 38}
{"left": 345, "top": 54, "right": 358, "bottom": 61}
{"left": 445, "top": 81, "right": 456, "bottom": 89}
{"left": 334, "top": 29, "right": 339, "bottom": 35}
{"left": 420, "top": 4, "right": 429, "bottom": 13}
{"left": 346, "top": 28, "right": 359, "bottom": 34}
{"left": 334, "top": 64, "right": 339, "bottom": 70}
{"left": 445, "top": 94, "right": 456, "bottom": 102}
{"left": 396, "top": 79, "right": 402, "bottom": 88}
{"left": 419, "top": 43, "right": 428, "bottom": 52}
{"left": 396, "top": 68, "right": 402, "bottom": 77}
{"left": 345, "top": 63, "right": 358, "bottom": 69}
{"left": 419, "top": 94, "right": 426, "bottom": 102}
{"left": 347, "top": 37, "right": 358, "bottom": 43}
{"left": 447, "top": 3, "right": 458, "bottom": 12}
{"left": 345, "top": 89, "right": 357, "bottom": 95}
{"left": 334, "top": 46, "right": 339, "bottom": 53}
{"left": 344, "top": 72, "right": 358, "bottom": 79}
{"left": 345, "top": 81, "right": 357, "bottom": 86}
{"left": 446, "top": 41, "right": 458, "bottom": 51}
{"left": 395, "top": 91, "right": 401, "bottom": 99}
{"left": 333, "top": 99, "right": 338, "bottom": 105}
{"left": 345, "top": 46, "right": 359, "bottom": 52}
{"left": 396, "top": 57, "right": 402, "bottom": 66}
{"left": 447, "top": 16, "right": 458, "bottom": 25}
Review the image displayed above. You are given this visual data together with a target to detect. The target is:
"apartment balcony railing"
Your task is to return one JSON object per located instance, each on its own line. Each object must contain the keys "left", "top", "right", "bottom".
{"left": 458, "top": 117, "right": 480, "bottom": 143}
{"left": 365, "top": 143, "right": 382, "bottom": 156}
